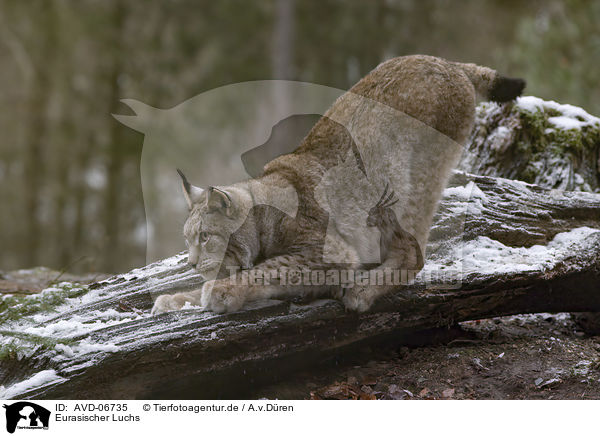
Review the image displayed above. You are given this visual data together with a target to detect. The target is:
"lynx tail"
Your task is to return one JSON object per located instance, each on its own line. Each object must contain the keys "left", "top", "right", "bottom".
{"left": 487, "top": 76, "right": 526, "bottom": 102}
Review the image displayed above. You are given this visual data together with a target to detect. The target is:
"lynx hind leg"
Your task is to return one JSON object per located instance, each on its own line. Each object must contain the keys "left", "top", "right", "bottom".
{"left": 342, "top": 281, "right": 409, "bottom": 312}
{"left": 341, "top": 262, "right": 422, "bottom": 312}
{"left": 151, "top": 289, "right": 203, "bottom": 315}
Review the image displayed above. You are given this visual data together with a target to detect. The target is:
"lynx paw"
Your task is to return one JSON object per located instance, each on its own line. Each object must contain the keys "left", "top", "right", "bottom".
{"left": 341, "top": 286, "right": 376, "bottom": 313}
{"left": 200, "top": 280, "right": 245, "bottom": 313}
{"left": 151, "top": 294, "right": 188, "bottom": 315}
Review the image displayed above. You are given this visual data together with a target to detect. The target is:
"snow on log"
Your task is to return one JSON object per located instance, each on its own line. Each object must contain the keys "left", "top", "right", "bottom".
{"left": 460, "top": 96, "right": 600, "bottom": 334}
{"left": 460, "top": 96, "right": 600, "bottom": 192}
{"left": 1, "top": 170, "right": 599, "bottom": 399}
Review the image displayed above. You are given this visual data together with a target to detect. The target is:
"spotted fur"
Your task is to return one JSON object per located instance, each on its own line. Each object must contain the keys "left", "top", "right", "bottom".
{"left": 152, "top": 55, "right": 524, "bottom": 314}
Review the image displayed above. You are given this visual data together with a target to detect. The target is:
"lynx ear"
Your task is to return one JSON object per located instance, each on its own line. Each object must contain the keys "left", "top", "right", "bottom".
{"left": 177, "top": 169, "right": 204, "bottom": 210}
{"left": 207, "top": 186, "right": 233, "bottom": 216}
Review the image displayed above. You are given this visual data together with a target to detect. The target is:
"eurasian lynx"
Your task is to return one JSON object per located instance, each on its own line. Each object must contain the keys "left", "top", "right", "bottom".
{"left": 151, "top": 54, "right": 525, "bottom": 314}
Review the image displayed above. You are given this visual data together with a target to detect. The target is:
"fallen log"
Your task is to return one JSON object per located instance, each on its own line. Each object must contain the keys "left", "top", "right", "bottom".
{"left": 459, "top": 96, "right": 600, "bottom": 336}
{"left": 0, "top": 171, "right": 599, "bottom": 400}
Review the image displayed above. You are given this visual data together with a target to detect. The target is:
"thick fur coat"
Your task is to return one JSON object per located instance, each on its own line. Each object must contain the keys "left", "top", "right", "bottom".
{"left": 152, "top": 55, "right": 525, "bottom": 314}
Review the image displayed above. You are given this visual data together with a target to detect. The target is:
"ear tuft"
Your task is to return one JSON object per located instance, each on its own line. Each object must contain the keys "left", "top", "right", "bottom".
{"left": 177, "top": 169, "right": 203, "bottom": 210}
{"left": 177, "top": 168, "right": 191, "bottom": 193}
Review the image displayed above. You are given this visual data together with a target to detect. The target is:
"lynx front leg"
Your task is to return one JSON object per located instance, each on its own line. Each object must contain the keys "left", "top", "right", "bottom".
{"left": 150, "top": 276, "right": 279, "bottom": 315}
{"left": 201, "top": 254, "right": 333, "bottom": 313}
{"left": 151, "top": 289, "right": 204, "bottom": 315}
{"left": 150, "top": 269, "right": 274, "bottom": 315}
{"left": 199, "top": 278, "right": 248, "bottom": 313}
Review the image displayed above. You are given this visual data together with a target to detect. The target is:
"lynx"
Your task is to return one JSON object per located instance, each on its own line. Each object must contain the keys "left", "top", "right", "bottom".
{"left": 151, "top": 54, "right": 525, "bottom": 315}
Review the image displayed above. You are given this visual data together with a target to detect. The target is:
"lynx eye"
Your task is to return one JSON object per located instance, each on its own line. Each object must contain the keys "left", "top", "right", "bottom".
{"left": 199, "top": 231, "right": 210, "bottom": 244}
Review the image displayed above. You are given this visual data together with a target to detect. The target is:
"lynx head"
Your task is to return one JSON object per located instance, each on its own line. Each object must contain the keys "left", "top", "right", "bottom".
{"left": 177, "top": 169, "right": 254, "bottom": 279}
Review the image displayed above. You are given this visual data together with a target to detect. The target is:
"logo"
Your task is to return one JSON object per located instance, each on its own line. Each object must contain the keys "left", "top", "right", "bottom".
{"left": 3, "top": 402, "right": 50, "bottom": 433}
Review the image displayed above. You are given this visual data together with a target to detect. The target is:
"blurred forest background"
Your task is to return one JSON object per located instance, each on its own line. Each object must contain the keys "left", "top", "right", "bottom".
{"left": 0, "top": 0, "right": 598, "bottom": 274}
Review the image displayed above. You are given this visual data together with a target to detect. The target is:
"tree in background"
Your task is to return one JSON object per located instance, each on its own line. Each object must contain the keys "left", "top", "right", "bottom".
{"left": 0, "top": 0, "right": 596, "bottom": 274}
{"left": 510, "top": 0, "right": 600, "bottom": 114}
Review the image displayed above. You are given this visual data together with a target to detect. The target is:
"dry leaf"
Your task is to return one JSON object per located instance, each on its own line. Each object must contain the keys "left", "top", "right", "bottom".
{"left": 442, "top": 388, "right": 455, "bottom": 398}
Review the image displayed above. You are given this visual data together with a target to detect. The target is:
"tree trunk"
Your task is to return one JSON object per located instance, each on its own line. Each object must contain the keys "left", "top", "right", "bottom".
{"left": 103, "top": 0, "right": 127, "bottom": 273}
{"left": 22, "top": 2, "right": 58, "bottom": 268}
{"left": 1, "top": 171, "right": 598, "bottom": 400}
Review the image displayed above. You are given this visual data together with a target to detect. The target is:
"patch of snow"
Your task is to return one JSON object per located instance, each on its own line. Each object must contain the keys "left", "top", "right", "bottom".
{"left": 54, "top": 343, "right": 75, "bottom": 357}
{"left": 72, "top": 339, "right": 119, "bottom": 355}
{"left": 493, "top": 126, "right": 510, "bottom": 137}
{"left": 548, "top": 116, "right": 583, "bottom": 130}
{"left": 444, "top": 181, "right": 487, "bottom": 201}
{"left": 442, "top": 181, "right": 487, "bottom": 219}
{"left": 470, "top": 185, "right": 487, "bottom": 201}
{"left": 24, "top": 286, "right": 63, "bottom": 299}
{"left": 0, "top": 369, "right": 66, "bottom": 399}
{"left": 422, "top": 227, "right": 599, "bottom": 279}
{"left": 549, "top": 226, "right": 597, "bottom": 247}
{"left": 24, "top": 319, "right": 88, "bottom": 337}
{"left": 460, "top": 226, "right": 597, "bottom": 274}
{"left": 488, "top": 125, "right": 511, "bottom": 150}
{"left": 516, "top": 96, "right": 546, "bottom": 113}
{"left": 52, "top": 339, "right": 119, "bottom": 361}
{"left": 22, "top": 309, "right": 142, "bottom": 338}
{"left": 121, "top": 253, "right": 187, "bottom": 281}
{"left": 517, "top": 96, "right": 600, "bottom": 130}
{"left": 496, "top": 175, "right": 541, "bottom": 191}
{"left": 475, "top": 102, "right": 501, "bottom": 118}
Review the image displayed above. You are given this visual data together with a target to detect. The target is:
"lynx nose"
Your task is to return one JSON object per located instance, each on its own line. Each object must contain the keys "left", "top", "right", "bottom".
{"left": 187, "top": 245, "right": 200, "bottom": 268}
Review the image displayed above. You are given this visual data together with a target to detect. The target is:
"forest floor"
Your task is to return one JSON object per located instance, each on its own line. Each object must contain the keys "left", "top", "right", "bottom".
{"left": 0, "top": 267, "right": 109, "bottom": 295}
{"left": 253, "top": 312, "right": 600, "bottom": 400}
